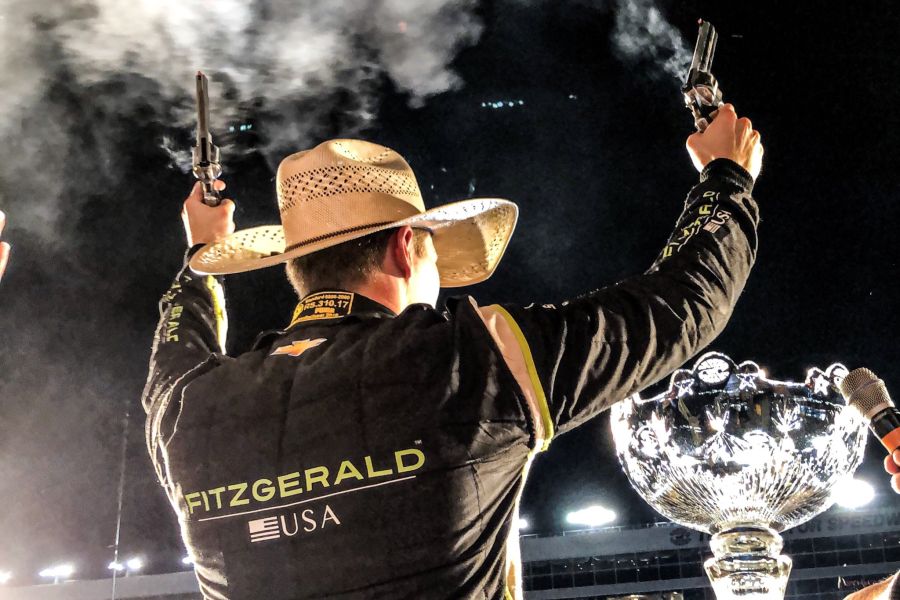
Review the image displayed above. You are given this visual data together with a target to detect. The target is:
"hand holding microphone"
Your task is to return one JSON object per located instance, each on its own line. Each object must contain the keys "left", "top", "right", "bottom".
{"left": 840, "top": 368, "right": 900, "bottom": 493}
{"left": 884, "top": 451, "right": 900, "bottom": 494}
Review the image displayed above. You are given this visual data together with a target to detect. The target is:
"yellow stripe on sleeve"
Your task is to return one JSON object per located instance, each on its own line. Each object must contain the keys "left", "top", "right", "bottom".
{"left": 487, "top": 305, "right": 554, "bottom": 451}
{"left": 205, "top": 275, "right": 228, "bottom": 352}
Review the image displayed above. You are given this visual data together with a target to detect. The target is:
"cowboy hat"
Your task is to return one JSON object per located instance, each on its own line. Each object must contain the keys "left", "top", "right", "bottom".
{"left": 189, "top": 139, "right": 518, "bottom": 287}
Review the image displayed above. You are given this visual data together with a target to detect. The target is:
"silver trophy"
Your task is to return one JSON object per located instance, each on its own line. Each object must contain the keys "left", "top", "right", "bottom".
{"left": 611, "top": 352, "right": 868, "bottom": 599}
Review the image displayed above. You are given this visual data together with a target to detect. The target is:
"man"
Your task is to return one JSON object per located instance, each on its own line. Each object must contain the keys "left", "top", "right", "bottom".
{"left": 0, "top": 210, "right": 9, "bottom": 282}
{"left": 143, "top": 104, "right": 762, "bottom": 599}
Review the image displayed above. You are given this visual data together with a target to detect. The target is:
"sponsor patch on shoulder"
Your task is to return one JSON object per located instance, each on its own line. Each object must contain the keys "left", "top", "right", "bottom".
{"left": 290, "top": 291, "right": 355, "bottom": 326}
{"left": 271, "top": 338, "right": 328, "bottom": 357}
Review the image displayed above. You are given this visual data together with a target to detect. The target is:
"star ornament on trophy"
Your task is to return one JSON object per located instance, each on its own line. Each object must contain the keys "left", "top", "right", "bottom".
{"left": 610, "top": 352, "right": 869, "bottom": 600}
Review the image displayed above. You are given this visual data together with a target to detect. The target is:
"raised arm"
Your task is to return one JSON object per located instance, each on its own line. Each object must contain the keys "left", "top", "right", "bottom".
{"left": 141, "top": 182, "right": 234, "bottom": 478}
{"left": 483, "top": 104, "right": 763, "bottom": 441}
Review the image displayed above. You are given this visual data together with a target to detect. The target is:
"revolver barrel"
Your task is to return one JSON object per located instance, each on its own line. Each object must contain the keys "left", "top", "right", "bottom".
{"left": 689, "top": 20, "right": 717, "bottom": 75}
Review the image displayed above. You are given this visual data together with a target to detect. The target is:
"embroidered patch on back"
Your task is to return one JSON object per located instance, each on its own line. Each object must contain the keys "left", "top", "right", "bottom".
{"left": 271, "top": 338, "right": 328, "bottom": 357}
{"left": 289, "top": 292, "right": 355, "bottom": 327}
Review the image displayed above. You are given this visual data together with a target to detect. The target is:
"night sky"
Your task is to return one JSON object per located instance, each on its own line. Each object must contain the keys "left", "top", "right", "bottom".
{"left": 1, "top": 0, "right": 899, "bottom": 585}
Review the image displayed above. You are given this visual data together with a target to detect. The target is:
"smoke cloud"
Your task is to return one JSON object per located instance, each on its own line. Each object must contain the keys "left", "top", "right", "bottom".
{"left": 0, "top": 0, "right": 484, "bottom": 241}
{"left": 612, "top": 0, "right": 691, "bottom": 81}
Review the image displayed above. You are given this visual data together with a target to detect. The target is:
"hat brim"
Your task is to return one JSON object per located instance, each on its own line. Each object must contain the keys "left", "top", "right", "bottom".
{"left": 188, "top": 198, "right": 518, "bottom": 288}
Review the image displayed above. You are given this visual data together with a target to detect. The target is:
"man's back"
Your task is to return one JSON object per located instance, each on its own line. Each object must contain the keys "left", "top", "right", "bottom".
{"left": 155, "top": 294, "right": 536, "bottom": 599}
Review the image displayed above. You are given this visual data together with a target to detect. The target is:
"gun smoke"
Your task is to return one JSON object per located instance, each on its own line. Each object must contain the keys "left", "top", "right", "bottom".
{"left": 611, "top": 0, "right": 691, "bottom": 81}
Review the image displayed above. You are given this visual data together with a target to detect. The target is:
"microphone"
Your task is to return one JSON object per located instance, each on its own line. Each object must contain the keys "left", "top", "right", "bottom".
{"left": 840, "top": 367, "right": 900, "bottom": 453}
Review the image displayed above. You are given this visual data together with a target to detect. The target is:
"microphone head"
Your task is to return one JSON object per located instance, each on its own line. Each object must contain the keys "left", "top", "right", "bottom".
{"left": 840, "top": 367, "right": 894, "bottom": 420}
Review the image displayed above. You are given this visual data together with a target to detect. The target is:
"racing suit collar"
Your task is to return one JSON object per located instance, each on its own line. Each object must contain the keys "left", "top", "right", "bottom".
{"left": 287, "top": 289, "right": 396, "bottom": 329}
{"left": 250, "top": 291, "right": 396, "bottom": 352}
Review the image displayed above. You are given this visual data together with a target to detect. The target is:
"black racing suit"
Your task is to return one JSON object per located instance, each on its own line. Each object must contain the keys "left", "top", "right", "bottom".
{"left": 142, "top": 159, "right": 758, "bottom": 600}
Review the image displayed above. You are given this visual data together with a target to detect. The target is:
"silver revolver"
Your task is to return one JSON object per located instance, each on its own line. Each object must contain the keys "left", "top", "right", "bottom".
{"left": 682, "top": 20, "right": 724, "bottom": 132}
{"left": 191, "top": 71, "right": 222, "bottom": 207}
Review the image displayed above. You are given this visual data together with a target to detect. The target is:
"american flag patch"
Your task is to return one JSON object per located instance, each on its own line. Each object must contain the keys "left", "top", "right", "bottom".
{"left": 248, "top": 517, "right": 280, "bottom": 543}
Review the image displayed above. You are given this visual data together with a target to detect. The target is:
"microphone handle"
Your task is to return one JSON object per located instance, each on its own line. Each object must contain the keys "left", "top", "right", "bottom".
{"left": 870, "top": 408, "right": 900, "bottom": 453}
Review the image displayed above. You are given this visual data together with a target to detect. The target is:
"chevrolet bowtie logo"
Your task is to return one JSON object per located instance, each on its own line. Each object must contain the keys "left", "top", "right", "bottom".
{"left": 271, "top": 338, "right": 328, "bottom": 357}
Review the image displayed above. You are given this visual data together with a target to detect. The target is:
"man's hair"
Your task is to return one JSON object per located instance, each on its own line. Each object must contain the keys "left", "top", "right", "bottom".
{"left": 285, "top": 228, "right": 430, "bottom": 297}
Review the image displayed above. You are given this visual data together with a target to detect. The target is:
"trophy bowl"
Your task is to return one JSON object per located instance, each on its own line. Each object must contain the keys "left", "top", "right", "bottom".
{"left": 610, "top": 352, "right": 868, "bottom": 600}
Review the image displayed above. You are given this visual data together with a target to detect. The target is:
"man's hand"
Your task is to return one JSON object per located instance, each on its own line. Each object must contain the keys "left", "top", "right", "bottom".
{"left": 687, "top": 104, "right": 764, "bottom": 180}
{"left": 885, "top": 450, "right": 900, "bottom": 494}
{"left": 843, "top": 574, "right": 896, "bottom": 600}
{"left": 182, "top": 181, "right": 235, "bottom": 247}
{"left": 0, "top": 210, "right": 10, "bottom": 283}
{"left": 841, "top": 452, "right": 900, "bottom": 600}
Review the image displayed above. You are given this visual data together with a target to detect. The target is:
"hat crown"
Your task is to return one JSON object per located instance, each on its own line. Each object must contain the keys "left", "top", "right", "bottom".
{"left": 275, "top": 140, "right": 426, "bottom": 248}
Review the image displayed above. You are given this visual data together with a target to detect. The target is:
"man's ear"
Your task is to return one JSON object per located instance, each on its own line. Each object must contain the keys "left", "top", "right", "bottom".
{"left": 390, "top": 226, "right": 415, "bottom": 280}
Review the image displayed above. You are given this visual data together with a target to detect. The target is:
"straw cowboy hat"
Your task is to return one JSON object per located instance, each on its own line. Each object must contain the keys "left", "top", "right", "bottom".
{"left": 189, "top": 139, "right": 519, "bottom": 287}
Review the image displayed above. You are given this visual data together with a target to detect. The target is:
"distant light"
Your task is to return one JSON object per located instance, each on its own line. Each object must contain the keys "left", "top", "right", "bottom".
{"left": 39, "top": 564, "right": 75, "bottom": 582}
{"left": 126, "top": 557, "right": 144, "bottom": 571}
{"left": 182, "top": 555, "right": 194, "bottom": 566}
{"left": 481, "top": 99, "right": 525, "bottom": 110}
{"left": 0, "top": 571, "right": 12, "bottom": 585}
{"left": 518, "top": 518, "right": 529, "bottom": 530}
{"left": 108, "top": 561, "right": 125, "bottom": 572}
{"left": 833, "top": 478, "right": 875, "bottom": 509}
{"left": 566, "top": 505, "right": 616, "bottom": 527}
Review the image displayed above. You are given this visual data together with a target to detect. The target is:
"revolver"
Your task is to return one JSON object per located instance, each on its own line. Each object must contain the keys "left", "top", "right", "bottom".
{"left": 682, "top": 20, "right": 724, "bottom": 132}
{"left": 192, "top": 71, "right": 222, "bottom": 207}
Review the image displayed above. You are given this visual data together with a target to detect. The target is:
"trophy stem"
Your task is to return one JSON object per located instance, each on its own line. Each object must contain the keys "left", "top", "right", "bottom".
{"left": 703, "top": 527, "right": 792, "bottom": 599}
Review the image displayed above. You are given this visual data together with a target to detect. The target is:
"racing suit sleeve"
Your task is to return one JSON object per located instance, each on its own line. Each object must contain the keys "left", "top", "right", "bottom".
{"left": 482, "top": 158, "right": 759, "bottom": 443}
{"left": 141, "top": 247, "right": 227, "bottom": 482}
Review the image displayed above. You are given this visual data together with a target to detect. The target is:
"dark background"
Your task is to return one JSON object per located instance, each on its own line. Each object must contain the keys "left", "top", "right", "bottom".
{"left": 0, "top": 0, "right": 898, "bottom": 584}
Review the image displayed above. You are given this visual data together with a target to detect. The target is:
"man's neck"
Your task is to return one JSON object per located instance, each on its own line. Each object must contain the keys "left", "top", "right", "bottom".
{"left": 344, "top": 274, "right": 409, "bottom": 315}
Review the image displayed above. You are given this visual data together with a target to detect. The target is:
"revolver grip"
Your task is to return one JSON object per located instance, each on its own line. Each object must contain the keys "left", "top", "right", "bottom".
{"left": 200, "top": 181, "right": 222, "bottom": 207}
{"left": 692, "top": 102, "right": 720, "bottom": 132}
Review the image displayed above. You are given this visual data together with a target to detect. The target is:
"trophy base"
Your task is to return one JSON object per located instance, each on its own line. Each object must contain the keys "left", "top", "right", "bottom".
{"left": 704, "top": 527, "right": 792, "bottom": 600}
